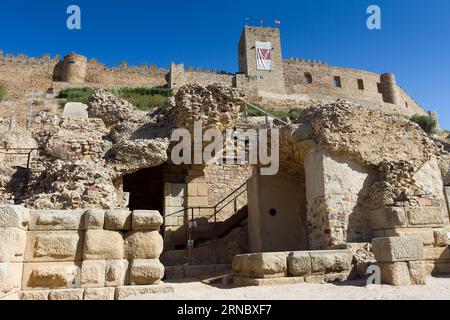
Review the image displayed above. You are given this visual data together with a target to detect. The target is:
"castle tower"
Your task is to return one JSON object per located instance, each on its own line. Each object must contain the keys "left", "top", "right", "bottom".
{"left": 56, "top": 53, "right": 87, "bottom": 83}
{"left": 380, "top": 73, "right": 400, "bottom": 105}
{"left": 237, "top": 26, "right": 285, "bottom": 94}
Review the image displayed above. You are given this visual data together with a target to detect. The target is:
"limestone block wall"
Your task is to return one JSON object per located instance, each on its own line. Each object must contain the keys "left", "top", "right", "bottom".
{"left": 370, "top": 157, "right": 450, "bottom": 277}
{"left": 232, "top": 250, "right": 353, "bottom": 286}
{"left": 0, "top": 206, "right": 171, "bottom": 300}
{"left": 304, "top": 148, "right": 376, "bottom": 249}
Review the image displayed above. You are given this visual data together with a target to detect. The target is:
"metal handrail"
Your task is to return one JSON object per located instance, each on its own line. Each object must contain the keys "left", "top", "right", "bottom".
{"left": 244, "top": 102, "right": 289, "bottom": 126}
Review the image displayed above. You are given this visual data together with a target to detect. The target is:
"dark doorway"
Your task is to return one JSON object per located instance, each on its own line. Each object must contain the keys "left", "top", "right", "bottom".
{"left": 123, "top": 165, "right": 164, "bottom": 212}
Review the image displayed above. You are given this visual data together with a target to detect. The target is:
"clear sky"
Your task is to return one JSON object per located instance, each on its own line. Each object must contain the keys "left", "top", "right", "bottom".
{"left": 1, "top": 0, "right": 449, "bottom": 129}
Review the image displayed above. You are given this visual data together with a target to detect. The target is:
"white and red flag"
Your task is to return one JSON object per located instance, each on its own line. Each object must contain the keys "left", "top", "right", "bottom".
{"left": 256, "top": 41, "right": 272, "bottom": 71}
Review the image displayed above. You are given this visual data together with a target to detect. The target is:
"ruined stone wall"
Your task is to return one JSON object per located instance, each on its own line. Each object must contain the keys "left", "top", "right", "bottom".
{"left": 0, "top": 206, "right": 171, "bottom": 300}
{"left": 282, "top": 60, "right": 424, "bottom": 115}
{"left": 168, "top": 63, "right": 234, "bottom": 89}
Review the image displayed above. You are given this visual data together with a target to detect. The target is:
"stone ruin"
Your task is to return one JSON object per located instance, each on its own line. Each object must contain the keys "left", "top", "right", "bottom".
{"left": 0, "top": 83, "right": 449, "bottom": 299}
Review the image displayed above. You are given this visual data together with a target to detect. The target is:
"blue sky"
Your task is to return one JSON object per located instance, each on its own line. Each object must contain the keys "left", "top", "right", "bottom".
{"left": 1, "top": 0, "right": 449, "bottom": 129}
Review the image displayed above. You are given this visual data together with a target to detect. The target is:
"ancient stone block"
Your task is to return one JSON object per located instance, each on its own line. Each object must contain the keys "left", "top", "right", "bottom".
{"left": 248, "top": 252, "right": 288, "bottom": 278}
{"left": 369, "top": 207, "right": 407, "bottom": 230}
{"left": 309, "top": 250, "right": 352, "bottom": 274}
{"left": 164, "top": 266, "right": 184, "bottom": 279}
{"left": 25, "top": 231, "right": 83, "bottom": 262}
{"left": 20, "top": 290, "right": 50, "bottom": 300}
{"left": 232, "top": 254, "right": 250, "bottom": 276}
{"left": 184, "top": 265, "right": 215, "bottom": 278}
{"left": 22, "top": 262, "right": 80, "bottom": 289}
{"left": 372, "top": 236, "right": 423, "bottom": 262}
{"left": 49, "top": 289, "right": 84, "bottom": 300}
{"left": 124, "top": 231, "right": 163, "bottom": 259}
{"left": 0, "top": 264, "right": 12, "bottom": 295}
{"left": 132, "top": 210, "right": 163, "bottom": 230}
{"left": 197, "top": 183, "right": 208, "bottom": 197}
{"left": 287, "top": 252, "right": 311, "bottom": 276}
{"left": 105, "top": 260, "right": 129, "bottom": 287}
{"left": 304, "top": 274, "right": 325, "bottom": 284}
{"left": 423, "top": 247, "right": 450, "bottom": 261}
{"left": 0, "top": 205, "right": 30, "bottom": 229}
{"left": 433, "top": 229, "right": 449, "bottom": 247}
{"left": 30, "top": 210, "right": 85, "bottom": 230}
{"left": 129, "top": 259, "right": 164, "bottom": 285}
{"left": 406, "top": 206, "right": 445, "bottom": 226}
{"left": 104, "top": 210, "right": 131, "bottom": 231}
{"left": 379, "top": 262, "right": 411, "bottom": 286}
{"left": 0, "top": 227, "right": 27, "bottom": 262}
{"left": 83, "top": 287, "right": 115, "bottom": 300}
{"left": 84, "top": 209, "right": 105, "bottom": 230}
{"left": 324, "top": 272, "right": 350, "bottom": 283}
{"left": 408, "top": 261, "right": 426, "bottom": 285}
{"left": 81, "top": 260, "right": 106, "bottom": 288}
{"left": 233, "top": 276, "right": 305, "bottom": 287}
{"left": 83, "top": 230, "right": 124, "bottom": 260}
{"left": 384, "top": 228, "right": 435, "bottom": 246}
{"left": 115, "top": 284, "right": 174, "bottom": 300}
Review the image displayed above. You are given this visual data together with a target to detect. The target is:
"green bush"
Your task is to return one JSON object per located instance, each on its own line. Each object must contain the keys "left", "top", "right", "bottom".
{"left": 57, "top": 87, "right": 93, "bottom": 104}
{"left": 0, "top": 83, "right": 6, "bottom": 101}
{"left": 410, "top": 114, "right": 437, "bottom": 134}
{"left": 110, "top": 87, "right": 173, "bottom": 111}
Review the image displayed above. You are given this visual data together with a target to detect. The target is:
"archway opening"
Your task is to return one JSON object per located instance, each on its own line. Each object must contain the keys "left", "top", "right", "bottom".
{"left": 123, "top": 165, "right": 164, "bottom": 212}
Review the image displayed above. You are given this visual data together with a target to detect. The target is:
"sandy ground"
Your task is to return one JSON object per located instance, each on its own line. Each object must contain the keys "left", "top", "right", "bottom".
{"left": 131, "top": 276, "right": 450, "bottom": 300}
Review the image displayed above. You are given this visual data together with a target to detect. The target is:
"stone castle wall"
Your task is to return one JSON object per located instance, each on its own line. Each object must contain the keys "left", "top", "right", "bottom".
{"left": 168, "top": 63, "right": 234, "bottom": 89}
{"left": 282, "top": 60, "right": 424, "bottom": 115}
{"left": 0, "top": 206, "right": 172, "bottom": 300}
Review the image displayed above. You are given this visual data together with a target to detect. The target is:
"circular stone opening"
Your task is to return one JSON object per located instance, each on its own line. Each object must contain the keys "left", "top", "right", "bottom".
{"left": 269, "top": 208, "right": 277, "bottom": 217}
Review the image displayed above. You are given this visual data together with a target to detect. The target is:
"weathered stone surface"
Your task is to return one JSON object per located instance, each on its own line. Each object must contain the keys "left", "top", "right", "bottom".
{"left": 248, "top": 252, "right": 288, "bottom": 278}
{"left": 233, "top": 276, "right": 305, "bottom": 287}
{"left": 184, "top": 265, "right": 216, "bottom": 278}
{"left": 379, "top": 262, "right": 411, "bottom": 286}
{"left": 115, "top": 284, "right": 174, "bottom": 300}
{"left": 132, "top": 210, "right": 163, "bottom": 230}
{"left": 408, "top": 261, "right": 426, "bottom": 285}
{"left": 0, "top": 264, "right": 12, "bottom": 294}
{"left": 83, "top": 230, "right": 124, "bottom": 260}
{"left": 81, "top": 260, "right": 106, "bottom": 288}
{"left": 423, "top": 247, "right": 450, "bottom": 261}
{"left": 49, "top": 289, "right": 84, "bottom": 300}
{"left": 25, "top": 231, "right": 83, "bottom": 262}
{"left": 287, "top": 252, "right": 311, "bottom": 276}
{"left": 62, "top": 102, "right": 88, "bottom": 119}
{"left": 372, "top": 236, "right": 423, "bottom": 262}
{"left": 382, "top": 228, "right": 435, "bottom": 246}
{"left": 304, "top": 274, "right": 325, "bottom": 284}
{"left": 22, "top": 262, "right": 80, "bottom": 289}
{"left": 83, "top": 287, "right": 115, "bottom": 300}
{"left": 406, "top": 206, "right": 445, "bottom": 226}
{"left": 84, "top": 209, "right": 105, "bottom": 230}
{"left": 433, "top": 229, "right": 449, "bottom": 247}
{"left": 29, "top": 210, "right": 85, "bottom": 230}
{"left": 130, "top": 259, "right": 164, "bottom": 285}
{"left": 309, "top": 250, "right": 353, "bottom": 274}
{"left": 0, "top": 227, "right": 26, "bottom": 262}
{"left": 232, "top": 254, "right": 250, "bottom": 276}
{"left": 369, "top": 207, "right": 407, "bottom": 230}
{"left": 124, "top": 231, "right": 163, "bottom": 259}
{"left": 164, "top": 266, "right": 184, "bottom": 279}
{"left": 20, "top": 290, "right": 50, "bottom": 300}
{"left": 105, "top": 259, "right": 129, "bottom": 287}
{"left": 104, "top": 210, "right": 131, "bottom": 231}
{"left": 0, "top": 205, "right": 30, "bottom": 229}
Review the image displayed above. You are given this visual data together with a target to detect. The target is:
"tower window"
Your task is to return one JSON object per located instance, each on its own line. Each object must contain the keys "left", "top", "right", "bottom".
{"left": 304, "top": 73, "right": 312, "bottom": 84}
{"left": 357, "top": 79, "right": 364, "bottom": 90}
{"left": 333, "top": 76, "right": 342, "bottom": 88}
{"left": 377, "top": 82, "right": 382, "bottom": 93}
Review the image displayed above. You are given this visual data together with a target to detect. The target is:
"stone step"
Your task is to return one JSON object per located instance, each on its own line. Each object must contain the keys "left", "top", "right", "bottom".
{"left": 164, "top": 264, "right": 232, "bottom": 280}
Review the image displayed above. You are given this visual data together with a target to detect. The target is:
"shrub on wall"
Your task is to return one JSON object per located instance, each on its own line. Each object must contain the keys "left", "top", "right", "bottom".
{"left": 57, "top": 87, "right": 93, "bottom": 104}
{"left": 410, "top": 114, "right": 437, "bottom": 134}
{"left": 110, "top": 87, "right": 173, "bottom": 111}
{"left": 0, "top": 83, "right": 6, "bottom": 101}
